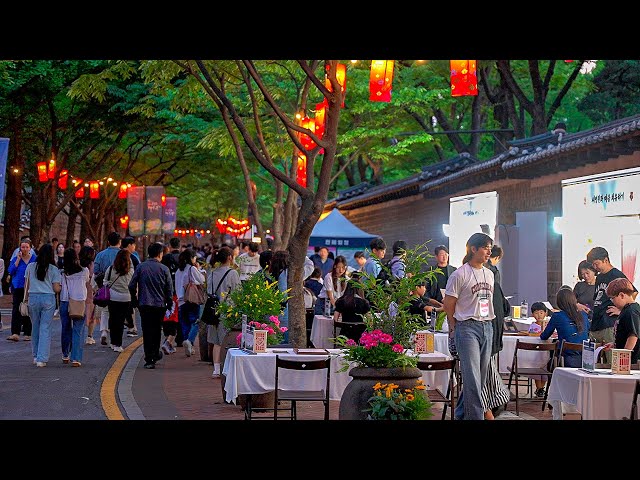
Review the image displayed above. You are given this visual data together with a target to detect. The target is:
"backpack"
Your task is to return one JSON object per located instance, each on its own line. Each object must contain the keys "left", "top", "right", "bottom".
{"left": 200, "top": 269, "right": 232, "bottom": 326}
{"left": 376, "top": 259, "right": 399, "bottom": 285}
{"left": 303, "top": 286, "right": 317, "bottom": 309}
{"left": 162, "top": 252, "right": 180, "bottom": 285}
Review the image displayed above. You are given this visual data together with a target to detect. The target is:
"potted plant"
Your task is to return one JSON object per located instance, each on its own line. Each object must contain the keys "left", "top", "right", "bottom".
{"left": 334, "top": 242, "right": 440, "bottom": 419}
{"left": 366, "top": 379, "right": 433, "bottom": 420}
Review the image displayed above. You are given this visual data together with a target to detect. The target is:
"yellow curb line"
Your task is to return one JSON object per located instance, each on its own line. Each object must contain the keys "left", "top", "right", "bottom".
{"left": 100, "top": 337, "right": 144, "bottom": 420}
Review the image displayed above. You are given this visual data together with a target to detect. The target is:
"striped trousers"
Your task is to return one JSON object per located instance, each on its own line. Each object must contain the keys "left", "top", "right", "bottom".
{"left": 481, "top": 354, "right": 511, "bottom": 410}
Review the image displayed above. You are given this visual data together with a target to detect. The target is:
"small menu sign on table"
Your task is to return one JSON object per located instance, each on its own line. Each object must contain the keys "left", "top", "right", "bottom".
{"left": 414, "top": 331, "right": 434, "bottom": 354}
{"left": 612, "top": 349, "right": 633, "bottom": 374}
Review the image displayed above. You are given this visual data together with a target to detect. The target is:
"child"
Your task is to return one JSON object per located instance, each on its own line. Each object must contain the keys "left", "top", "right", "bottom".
{"left": 604, "top": 278, "right": 640, "bottom": 364}
{"left": 530, "top": 302, "right": 550, "bottom": 396}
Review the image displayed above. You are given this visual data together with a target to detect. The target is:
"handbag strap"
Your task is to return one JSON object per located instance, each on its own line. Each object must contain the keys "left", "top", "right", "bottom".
{"left": 23, "top": 266, "right": 30, "bottom": 302}
{"left": 212, "top": 268, "right": 232, "bottom": 296}
{"left": 105, "top": 266, "right": 121, "bottom": 288}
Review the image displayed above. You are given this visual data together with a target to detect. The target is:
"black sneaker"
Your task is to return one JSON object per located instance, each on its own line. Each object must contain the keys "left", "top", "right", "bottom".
{"left": 535, "top": 388, "right": 546, "bottom": 398}
{"left": 143, "top": 363, "right": 155, "bottom": 369}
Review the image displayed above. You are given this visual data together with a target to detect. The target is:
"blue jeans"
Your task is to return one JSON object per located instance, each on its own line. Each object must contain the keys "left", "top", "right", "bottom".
{"left": 179, "top": 303, "right": 200, "bottom": 344}
{"left": 453, "top": 319, "right": 493, "bottom": 420}
{"left": 60, "top": 301, "right": 86, "bottom": 362}
{"left": 30, "top": 293, "right": 57, "bottom": 363}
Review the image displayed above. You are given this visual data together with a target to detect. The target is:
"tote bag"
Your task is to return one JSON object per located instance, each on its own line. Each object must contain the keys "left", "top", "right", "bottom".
{"left": 184, "top": 266, "right": 206, "bottom": 305}
{"left": 19, "top": 272, "right": 30, "bottom": 317}
{"left": 64, "top": 275, "right": 86, "bottom": 319}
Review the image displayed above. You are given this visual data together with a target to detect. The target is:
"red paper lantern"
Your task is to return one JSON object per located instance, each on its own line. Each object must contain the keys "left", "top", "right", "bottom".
{"left": 369, "top": 60, "right": 395, "bottom": 102}
{"left": 296, "top": 153, "right": 307, "bottom": 188}
{"left": 58, "top": 170, "right": 68, "bottom": 190}
{"left": 74, "top": 179, "right": 84, "bottom": 198}
{"left": 47, "top": 158, "right": 56, "bottom": 179}
{"left": 314, "top": 102, "right": 326, "bottom": 140}
{"left": 119, "top": 215, "right": 129, "bottom": 229}
{"left": 325, "top": 63, "right": 347, "bottom": 107}
{"left": 37, "top": 162, "right": 48, "bottom": 182}
{"left": 216, "top": 218, "right": 227, "bottom": 234}
{"left": 450, "top": 60, "right": 478, "bottom": 97}
{"left": 118, "top": 183, "right": 128, "bottom": 199}
{"left": 89, "top": 181, "right": 100, "bottom": 199}
{"left": 299, "top": 116, "right": 316, "bottom": 150}
{"left": 161, "top": 193, "right": 167, "bottom": 207}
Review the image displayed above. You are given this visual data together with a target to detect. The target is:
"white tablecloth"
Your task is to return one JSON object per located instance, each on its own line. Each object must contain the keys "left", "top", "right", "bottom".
{"left": 312, "top": 315, "right": 451, "bottom": 357}
{"left": 310, "top": 315, "right": 334, "bottom": 349}
{"left": 222, "top": 348, "right": 450, "bottom": 404}
{"left": 498, "top": 335, "right": 554, "bottom": 374}
{"left": 547, "top": 367, "right": 640, "bottom": 420}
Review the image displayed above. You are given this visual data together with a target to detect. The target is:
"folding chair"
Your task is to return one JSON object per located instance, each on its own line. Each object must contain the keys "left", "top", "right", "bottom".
{"left": 557, "top": 341, "right": 583, "bottom": 367}
{"left": 507, "top": 340, "right": 556, "bottom": 416}
{"left": 417, "top": 358, "right": 457, "bottom": 420}
{"left": 273, "top": 356, "right": 331, "bottom": 420}
{"left": 629, "top": 379, "right": 640, "bottom": 420}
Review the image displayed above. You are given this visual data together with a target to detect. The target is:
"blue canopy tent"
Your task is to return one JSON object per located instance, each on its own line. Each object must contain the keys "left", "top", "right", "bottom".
{"left": 308, "top": 209, "right": 378, "bottom": 267}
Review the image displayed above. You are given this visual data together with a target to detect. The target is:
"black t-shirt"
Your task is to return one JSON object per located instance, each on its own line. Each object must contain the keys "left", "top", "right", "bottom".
{"left": 408, "top": 296, "right": 428, "bottom": 324}
{"left": 614, "top": 302, "right": 640, "bottom": 363}
{"left": 591, "top": 268, "right": 636, "bottom": 331}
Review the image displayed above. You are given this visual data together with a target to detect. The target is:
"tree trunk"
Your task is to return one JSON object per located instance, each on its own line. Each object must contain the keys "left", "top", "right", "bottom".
{"left": 65, "top": 204, "right": 78, "bottom": 247}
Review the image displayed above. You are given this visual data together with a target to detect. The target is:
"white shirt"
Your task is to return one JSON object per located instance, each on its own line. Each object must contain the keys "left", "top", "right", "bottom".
{"left": 175, "top": 264, "right": 206, "bottom": 306}
{"left": 318, "top": 272, "right": 348, "bottom": 301}
{"left": 234, "top": 252, "right": 261, "bottom": 281}
{"left": 445, "top": 263, "right": 495, "bottom": 322}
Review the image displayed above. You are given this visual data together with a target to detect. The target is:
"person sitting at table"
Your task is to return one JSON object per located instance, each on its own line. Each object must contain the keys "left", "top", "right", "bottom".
{"left": 603, "top": 277, "right": 640, "bottom": 363}
{"left": 333, "top": 273, "right": 370, "bottom": 341}
{"left": 304, "top": 267, "right": 324, "bottom": 298}
{"left": 540, "top": 288, "right": 589, "bottom": 369}
{"left": 408, "top": 281, "right": 440, "bottom": 326}
{"left": 314, "top": 255, "right": 349, "bottom": 316}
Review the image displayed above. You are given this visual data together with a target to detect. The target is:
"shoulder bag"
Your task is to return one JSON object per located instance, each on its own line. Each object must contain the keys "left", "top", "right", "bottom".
{"left": 93, "top": 267, "right": 120, "bottom": 308}
{"left": 19, "top": 268, "right": 30, "bottom": 317}
{"left": 184, "top": 265, "right": 206, "bottom": 305}
{"left": 64, "top": 274, "right": 86, "bottom": 319}
{"left": 200, "top": 269, "right": 232, "bottom": 326}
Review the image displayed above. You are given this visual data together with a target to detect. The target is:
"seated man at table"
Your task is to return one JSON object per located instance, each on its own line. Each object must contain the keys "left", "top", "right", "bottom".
{"left": 333, "top": 273, "right": 370, "bottom": 342}
{"left": 604, "top": 278, "right": 640, "bottom": 363}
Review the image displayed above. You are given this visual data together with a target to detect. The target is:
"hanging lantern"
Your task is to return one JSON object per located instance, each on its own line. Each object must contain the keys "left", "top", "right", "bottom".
{"left": 324, "top": 63, "right": 347, "bottom": 107}
{"left": 37, "top": 162, "right": 48, "bottom": 182}
{"left": 89, "top": 181, "right": 100, "bottom": 199}
{"left": 314, "top": 102, "right": 326, "bottom": 140}
{"left": 216, "top": 218, "right": 227, "bottom": 234}
{"left": 369, "top": 60, "right": 395, "bottom": 102}
{"left": 299, "top": 116, "right": 316, "bottom": 150}
{"left": 47, "top": 158, "right": 56, "bottom": 179}
{"left": 58, "top": 170, "right": 68, "bottom": 190}
{"left": 119, "top": 215, "right": 129, "bottom": 229}
{"left": 118, "top": 183, "right": 128, "bottom": 199}
{"left": 74, "top": 179, "right": 84, "bottom": 198}
{"left": 450, "top": 60, "right": 478, "bottom": 97}
{"left": 296, "top": 153, "right": 307, "bottom": 188}
{"left": 161, "top": 193, "right": 167, "bottom": 207}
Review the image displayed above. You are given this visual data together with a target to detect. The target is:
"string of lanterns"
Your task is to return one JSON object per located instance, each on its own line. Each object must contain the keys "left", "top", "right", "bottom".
{"left": 216, "top": 216, "right": 251, "bottom": 236}
{"left": 36, "top": 157, "right": 134, "bottom": 200}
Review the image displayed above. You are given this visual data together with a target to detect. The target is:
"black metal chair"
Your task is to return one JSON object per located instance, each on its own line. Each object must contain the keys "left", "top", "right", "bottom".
{"left": 333, "top": 319, "right": 366, "bottom": 346}
{"left": 273, "top": 356, "right": 331, "bottom": 420}
{"left": 417, "top": 358, "right": 457, "bottom": 420}
{"left": 507, "top": 340, "right": 557, "bottom": 416}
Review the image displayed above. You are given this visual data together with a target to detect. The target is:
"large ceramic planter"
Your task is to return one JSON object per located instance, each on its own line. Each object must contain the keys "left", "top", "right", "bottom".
{"left": 338, "top": 367, "right": 423, "bottom": 420}
{"left": 220, "top": 327, "right": 242, "bottom": 401}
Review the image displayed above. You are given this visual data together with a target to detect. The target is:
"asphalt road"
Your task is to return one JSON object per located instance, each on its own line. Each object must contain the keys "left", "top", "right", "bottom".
{"left": 0, "top": 312, "right": 132, "bottom": 420}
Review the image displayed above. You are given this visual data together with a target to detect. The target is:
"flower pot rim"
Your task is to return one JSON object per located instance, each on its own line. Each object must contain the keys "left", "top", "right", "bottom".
{"left": 348, "top": 366, "right": 422, "bottom": 379}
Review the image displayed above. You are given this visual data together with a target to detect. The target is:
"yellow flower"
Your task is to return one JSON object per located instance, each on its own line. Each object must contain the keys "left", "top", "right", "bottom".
{"left": 406, "top": 394, "right": 414, "bottom": 401}
{"left": 415, "top": 385, "right": 426, "bottom": 390}
{"left": 404, "top": 389, "right": 412, "bottom": 393}
{"left": 373, "top": 382, "right": 384, "bottom": 391}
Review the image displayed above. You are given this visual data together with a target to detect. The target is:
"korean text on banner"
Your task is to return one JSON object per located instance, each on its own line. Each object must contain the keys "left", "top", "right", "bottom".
{"left": 144, "top": 186, "right": 165, "bottom": 235}
{"left": 127, "top": 186, "right": 146, "bottom": 236}
{"left": 162, "top": 196, "right": 177, "bottom": 234}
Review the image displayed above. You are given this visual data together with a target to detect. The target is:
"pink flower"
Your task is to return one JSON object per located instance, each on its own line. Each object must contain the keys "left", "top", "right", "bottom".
{"left": 269, "top": 315, "right": 279, "bottom": 323}
{"left": 236, "top": 333, "right": 242, "bottom": 346}
{"left": 392, "top": 343, "right": 404, "bottom": 353}
{"left": 280, "top": 327, "right": 288, "bottom": 332}
{"left": 267, "top": 327, "right": 275, "bottom": 335}
{"left": 380, "top": 334, "right": 393, "bottom": 344}
{"left": 260, "top": 323, "right": 268, "bottom": 330}
{"left": 345, "top": 339, "right": 356, "bottom": 346}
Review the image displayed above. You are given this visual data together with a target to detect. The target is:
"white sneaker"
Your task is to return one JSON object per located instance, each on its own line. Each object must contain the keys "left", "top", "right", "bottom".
{"left": 161, "top": 341, "right": 171, "bottom": 355}
{"left": 85, "top": 337, "right": 96, "bottom": 345}
{"left": 113, "top": 345, "right": 124, "bottom": 353}
{"left": 184, "top": 339, "right": 193, "bottom": 357}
